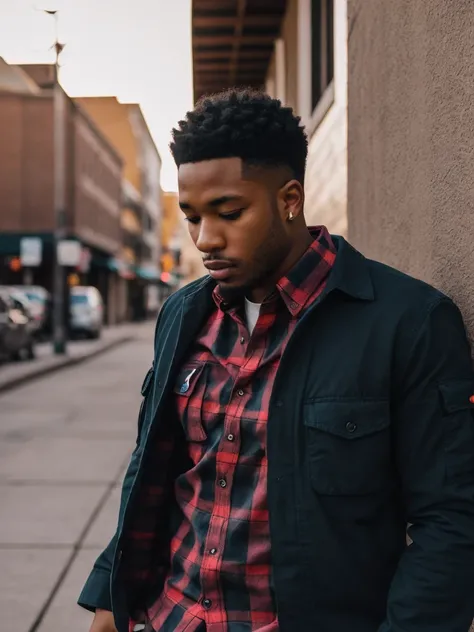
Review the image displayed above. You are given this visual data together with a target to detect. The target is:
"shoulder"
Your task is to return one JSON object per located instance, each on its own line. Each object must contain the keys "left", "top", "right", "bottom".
{"left": 364, "top": 258, "right": 468, "bottom": 369}
{"left": 161, "top": 275, "right": 210, "bottom": 312}
{"left": 154, "top": 275, "right": 211, "bottom": 340}
{"left": 366, "top": 257, "right": 450, "bottom": 316}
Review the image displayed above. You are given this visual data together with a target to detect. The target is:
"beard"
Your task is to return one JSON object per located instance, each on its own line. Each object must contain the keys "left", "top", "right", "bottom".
{"left": 217, "top": 216, "right": 291, "bottom": 303}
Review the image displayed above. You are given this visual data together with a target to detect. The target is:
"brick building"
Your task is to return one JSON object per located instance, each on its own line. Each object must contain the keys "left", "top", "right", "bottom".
{"left": 0, "top": 58, "right": 124, "bottom": 325}
{"left": 74, "top": 96, "right": 163, "bottom": 320}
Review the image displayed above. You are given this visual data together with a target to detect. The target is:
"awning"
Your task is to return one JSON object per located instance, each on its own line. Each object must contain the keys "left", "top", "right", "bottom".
{"left": 0, "top": 232, "right": 53, "bottom": 256}
{"left": 108, "top": 257, "right": 136, "bottom": 279}
{"left": 135, "top": 264, "right": 160, "bottom": 281}
{"left": 192, "top": 0, "right": 287, "bottom": 101}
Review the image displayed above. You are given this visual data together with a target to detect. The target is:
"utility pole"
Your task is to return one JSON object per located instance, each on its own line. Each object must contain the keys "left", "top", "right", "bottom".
{"left": 45, "top": 9, "right": 67, "bottom": 354}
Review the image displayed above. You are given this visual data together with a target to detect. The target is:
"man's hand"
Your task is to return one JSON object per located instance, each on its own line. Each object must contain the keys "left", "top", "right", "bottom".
{"left": 89, "top": 609, "right": 117, "bottom": 632}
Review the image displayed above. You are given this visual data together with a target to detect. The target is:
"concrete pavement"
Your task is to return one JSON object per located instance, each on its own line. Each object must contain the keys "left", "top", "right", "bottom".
{"left": 0, "top": 321, "right": 152, "bottom": 394}
{"left": 0, "top": 322, "right": 155, "bottom": 632}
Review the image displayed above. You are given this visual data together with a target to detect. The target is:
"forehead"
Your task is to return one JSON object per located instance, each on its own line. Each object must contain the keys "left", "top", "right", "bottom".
{"left": 178, "top": 157, "right": 258, "bottom": 202}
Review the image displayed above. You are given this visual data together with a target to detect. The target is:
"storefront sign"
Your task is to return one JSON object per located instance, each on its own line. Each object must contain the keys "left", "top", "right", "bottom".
{"left": 20, "top": 237, "right": 42, "bottom": 267}
{"left": 57, "top": 240, "right": 81, "bottom": 267}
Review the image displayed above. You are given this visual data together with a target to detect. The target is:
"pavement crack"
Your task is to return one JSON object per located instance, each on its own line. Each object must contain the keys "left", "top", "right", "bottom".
{"left": 27, "top": 454, "right": 129, "bottom": 632}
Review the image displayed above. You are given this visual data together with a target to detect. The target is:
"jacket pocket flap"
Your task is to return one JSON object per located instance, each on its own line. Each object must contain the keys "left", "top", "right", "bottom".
{"left": 304, "top": 400, "right": 390, "bottom": 439}
{"left": 140, "top": 366, "right": 154, "bottom": 397}
{"left": 439, "top": 379, "right": 474, "bottom": 414}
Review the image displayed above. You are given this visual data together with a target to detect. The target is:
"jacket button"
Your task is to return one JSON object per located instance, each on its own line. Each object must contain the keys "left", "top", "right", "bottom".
{"left": 346, "top": 421, "right": 357, "bottom": 433}
{"left": 203, "top": 598, "right": 212, "bottom": 609}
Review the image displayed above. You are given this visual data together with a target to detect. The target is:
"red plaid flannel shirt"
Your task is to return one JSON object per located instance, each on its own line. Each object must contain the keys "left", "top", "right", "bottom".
{"left": 128, "top": 227, "right": 336, "bottom": 632}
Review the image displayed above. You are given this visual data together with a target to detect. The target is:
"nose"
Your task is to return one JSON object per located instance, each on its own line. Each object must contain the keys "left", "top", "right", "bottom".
{"left": 195, "top": 218, "right": 226, "bottom": 254}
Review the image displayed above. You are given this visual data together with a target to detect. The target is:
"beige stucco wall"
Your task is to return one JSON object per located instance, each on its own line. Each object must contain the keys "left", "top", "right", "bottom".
{"left": 347, "top": 0, "right": 474, "bottom": 337}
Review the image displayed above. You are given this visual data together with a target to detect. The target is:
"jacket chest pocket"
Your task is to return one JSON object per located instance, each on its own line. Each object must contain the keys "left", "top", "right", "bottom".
{"left": 174, "top": 363, "right": 208, "bottom": 443}
{"left": 304, "top": 400, "right": 391, "bottom": 495}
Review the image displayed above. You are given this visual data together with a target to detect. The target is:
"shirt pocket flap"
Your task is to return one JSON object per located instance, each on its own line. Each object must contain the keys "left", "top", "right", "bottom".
{"left": 304, "top": 400, "right": 391, "bottom": 440}
{"left": 439, "top": 379, "right": 474, "bottom": 414}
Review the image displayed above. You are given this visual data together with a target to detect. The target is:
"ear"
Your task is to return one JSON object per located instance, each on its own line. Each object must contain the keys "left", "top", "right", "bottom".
{"left": 277, "top": 179, "right": 305, "bottom": 222}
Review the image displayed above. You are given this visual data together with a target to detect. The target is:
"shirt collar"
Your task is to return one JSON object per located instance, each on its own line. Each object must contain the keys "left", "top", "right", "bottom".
{"left": 213, "top": 226, "right": 337, "bottom": 316}
{"left": 276, "top": 226, "right": 337, "bottom": 316}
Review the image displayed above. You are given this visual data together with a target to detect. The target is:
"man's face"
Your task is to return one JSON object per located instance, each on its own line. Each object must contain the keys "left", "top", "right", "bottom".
{"left": 178, "top": 157, "right": 294, "bottom": 301}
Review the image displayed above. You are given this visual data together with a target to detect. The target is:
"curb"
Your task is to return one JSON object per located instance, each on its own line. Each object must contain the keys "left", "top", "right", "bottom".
{"left": 0, "top": 335, "right": 134, "bottom": 395}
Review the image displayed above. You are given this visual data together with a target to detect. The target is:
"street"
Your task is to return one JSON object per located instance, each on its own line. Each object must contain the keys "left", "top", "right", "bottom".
{"left": 0, "top": 322, "right": 155, "bottom": 632}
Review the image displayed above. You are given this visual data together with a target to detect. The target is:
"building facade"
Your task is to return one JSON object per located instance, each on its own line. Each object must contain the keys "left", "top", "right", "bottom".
{"left": 265, "top": 0, "right": 347, "bottom": 235}
{"left": 74, "top": 96, "right": 163, "bottom": 319}
{"left": 161, "top": 191, "right": 207, "bottom": 290}
{"left": 0, "top": 59, "right": 123, "bottom": 325}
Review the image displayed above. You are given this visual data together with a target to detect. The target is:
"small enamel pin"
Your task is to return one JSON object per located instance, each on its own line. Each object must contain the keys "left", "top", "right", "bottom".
{"left": 180, "top": 368, "right": 197, "bottom": 393}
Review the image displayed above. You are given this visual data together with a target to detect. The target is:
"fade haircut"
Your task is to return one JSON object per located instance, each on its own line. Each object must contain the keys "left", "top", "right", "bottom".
{"left": 170, "top": 87, "right": 308, "bottom": 183}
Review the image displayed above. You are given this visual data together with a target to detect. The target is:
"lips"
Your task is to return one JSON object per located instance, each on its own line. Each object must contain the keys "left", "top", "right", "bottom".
{"left": 204, "top": 261, "right": 236, "bottom": 281}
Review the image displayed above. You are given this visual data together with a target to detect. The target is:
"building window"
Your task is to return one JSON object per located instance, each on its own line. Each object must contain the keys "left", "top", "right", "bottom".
{"left": 310, "top": 0, "right": 334, "bottom": 124}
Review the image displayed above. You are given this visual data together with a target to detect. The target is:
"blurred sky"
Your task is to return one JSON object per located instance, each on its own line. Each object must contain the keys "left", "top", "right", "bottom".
{"left": 0, "top": 0, "right": 193, "bottom": 191}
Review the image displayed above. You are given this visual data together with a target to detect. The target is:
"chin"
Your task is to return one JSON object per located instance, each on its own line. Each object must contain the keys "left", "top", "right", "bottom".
{"left": 216, "top": 279, "right": 249, "bottom": 302}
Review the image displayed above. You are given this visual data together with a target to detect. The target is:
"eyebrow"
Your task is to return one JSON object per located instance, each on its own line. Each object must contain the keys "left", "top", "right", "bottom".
{"left": 179, "top": 195, "right": 244, "bottom": 212}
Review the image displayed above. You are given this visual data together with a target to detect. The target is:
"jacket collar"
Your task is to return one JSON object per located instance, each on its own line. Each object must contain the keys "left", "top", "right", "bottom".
{"left": 325, "top": 236, "right": 374, "bottom": 301}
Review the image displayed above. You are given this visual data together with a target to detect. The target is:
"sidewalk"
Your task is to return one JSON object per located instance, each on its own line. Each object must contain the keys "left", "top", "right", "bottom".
{"left": 0, "top": 323, "right": 155, "bottom": 632}
{"left": 0, "top": 320, "right": 153, "bottom": 394}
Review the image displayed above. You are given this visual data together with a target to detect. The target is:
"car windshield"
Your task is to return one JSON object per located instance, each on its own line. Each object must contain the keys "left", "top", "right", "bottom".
{"left": 24, "top": 292, "right": 44, "bottom": 303}
{"left": 71, "top": 294, "right": 89, "bottom": 304}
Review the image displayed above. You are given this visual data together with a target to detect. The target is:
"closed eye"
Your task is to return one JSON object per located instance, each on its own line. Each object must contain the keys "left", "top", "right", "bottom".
{"left": 184, "top": 216, "right": 200, "bottom": 225}
{"left": 220, "top": 208, "right": 245, "bottom": 221}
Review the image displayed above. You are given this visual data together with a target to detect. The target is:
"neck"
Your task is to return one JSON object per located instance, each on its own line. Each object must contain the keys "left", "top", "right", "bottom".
{"left": 248, "top": 227, "right": 313, "bottom": 303}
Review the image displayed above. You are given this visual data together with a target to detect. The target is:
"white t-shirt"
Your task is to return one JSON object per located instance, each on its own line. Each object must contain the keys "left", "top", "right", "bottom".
{"left": 244, "top": 298, "right": 261, "bottom": 334}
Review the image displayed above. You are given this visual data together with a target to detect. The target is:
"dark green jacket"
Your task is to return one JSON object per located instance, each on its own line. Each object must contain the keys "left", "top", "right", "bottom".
{"left": 79, "top": 237, "right": 474, "bottom": 632}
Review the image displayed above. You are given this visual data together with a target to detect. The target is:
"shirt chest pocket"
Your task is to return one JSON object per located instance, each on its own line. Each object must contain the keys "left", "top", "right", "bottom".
{"left": 304, "top": 400, "right": 392, "bottom": 495}
{"left": 174, "top": 363, "right": 208, "bottom": 443}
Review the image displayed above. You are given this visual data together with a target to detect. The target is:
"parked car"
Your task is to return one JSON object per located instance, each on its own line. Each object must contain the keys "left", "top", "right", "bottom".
{"left": 70, "top": 286, "right": 104, "bottom": 339}
{"left": 0, "top": 290, "right": 35, "bottom": 362}
{"left": 6, "top": 289, "right": 40, "bottom": 334}
{"left": 16, "top": 286, "right": 51, "bottom": 339}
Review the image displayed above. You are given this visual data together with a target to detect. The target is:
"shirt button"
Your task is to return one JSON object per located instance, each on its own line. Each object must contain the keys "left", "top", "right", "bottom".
{"left": 209, "top": 548, "right": 217, "bottom": 555}
{"left": 203, "top": 598, "right": 212, "bottom": 609}
{"left": 240, "top": 337, "right": 245, "bottom": 344}
{"left": 237, "top": 389, "right": 244, "bottom": 397}
{"left": 227, "top": 434, "right": 235, "bottom": 442}
{"left": 218, "top": 478, "right": 227, "bottom": 488}
{"left": 346, "top": 421, "right": 357, "bottom": 433}
{"left": 290, "top": 301, "right": 298, "bottom": 310}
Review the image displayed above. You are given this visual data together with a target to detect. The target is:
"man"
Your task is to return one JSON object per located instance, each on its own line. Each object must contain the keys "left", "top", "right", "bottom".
{"left": 81, "top": 89, "right": 474, "bottom": 632}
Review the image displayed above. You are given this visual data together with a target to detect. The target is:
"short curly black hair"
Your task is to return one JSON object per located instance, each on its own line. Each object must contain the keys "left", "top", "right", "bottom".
{"left": 170, "top": 88, "right": 308, "bottom": 183}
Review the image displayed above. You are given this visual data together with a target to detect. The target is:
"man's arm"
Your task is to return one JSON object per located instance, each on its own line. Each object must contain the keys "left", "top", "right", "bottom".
{"left": 379, "top": 298, "right": 474, "bottom": 632}
{"left": 78, "top": 297, "right": 171, "bottom": 619}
